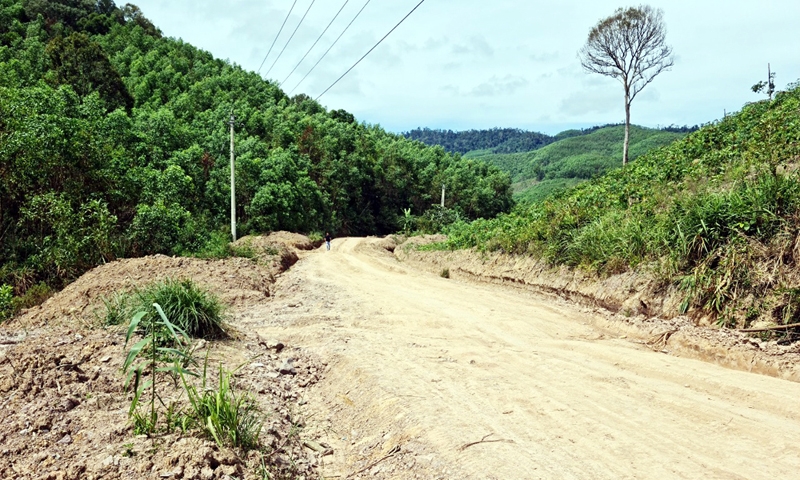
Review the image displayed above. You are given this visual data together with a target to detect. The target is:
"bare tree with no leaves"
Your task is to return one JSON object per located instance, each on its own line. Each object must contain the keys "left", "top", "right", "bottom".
{"left": 579, "top": 5, "right": 674, "bottom": 166}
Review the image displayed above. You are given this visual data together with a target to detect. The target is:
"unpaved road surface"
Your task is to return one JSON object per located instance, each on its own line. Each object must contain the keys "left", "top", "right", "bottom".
{"left": 240, "top": 237, "right": 800, "bottom": 479}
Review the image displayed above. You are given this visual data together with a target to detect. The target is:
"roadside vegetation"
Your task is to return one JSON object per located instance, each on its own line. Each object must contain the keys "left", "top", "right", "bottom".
{"left": 0, "top": 0, "right": 512, "bottom": 314}
{"left": 439, "top": 83, "right": 800, "bottom": 329}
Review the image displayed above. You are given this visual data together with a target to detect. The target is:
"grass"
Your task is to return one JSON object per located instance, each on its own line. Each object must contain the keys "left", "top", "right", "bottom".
{"left": 123, "top": 303, "right": 195, "bottom": 436}
{"left": 182, "top": 360, "right": 263, "bottom": 451}
{"left": 441, "top": 82, "right": 800, "bottom": 328}
{"left": 105, "top": 278, "right": 226, "bottom": 340}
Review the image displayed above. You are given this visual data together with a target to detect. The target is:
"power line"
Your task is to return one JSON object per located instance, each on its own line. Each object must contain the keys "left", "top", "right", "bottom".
{"left": 257, "top": 0, "right": 298, "bottom": 75}
{"left": 280, "top": 0, "right": 350, "bottom": 87}
{"left": 315, "top": 0, "right": 426, "bottom": 101}
{"left": 265, "top": 0, "right": 317, "bottom": 78}
{"left": 289, "top": 0, "right": 371, "bottom": 96}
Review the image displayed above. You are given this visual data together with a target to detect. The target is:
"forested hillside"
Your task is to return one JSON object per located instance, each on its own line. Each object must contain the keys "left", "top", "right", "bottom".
{"left": 0, "top": 0, "right": 513, "bottom": 310}
{"left": 472, "top": 125, "right": 685, "bottom": 202}
{"left": 404, "top": 127, "right": 554, "bottom": 154}
{"left": 442, "top": 84, "right": 800, "bottom": 328}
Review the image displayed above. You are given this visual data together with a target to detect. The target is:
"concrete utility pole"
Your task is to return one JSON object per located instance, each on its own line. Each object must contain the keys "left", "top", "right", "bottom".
{"left": 440, "top": 184, "right": 446, "bottom": 208}
{"left": 229, "top": 113, "right": 236, "bottom": 242}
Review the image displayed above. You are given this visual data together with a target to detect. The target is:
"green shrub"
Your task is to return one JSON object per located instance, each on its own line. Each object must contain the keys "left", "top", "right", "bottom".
{"left": 416, "top": 206, "right": 462, "bottom": 234}
{"left": 0, "top": 284, "right": 13, "bottom": 322}
{"left": 13, "top": 282, "right": 53, "bottom": 310}
{"left": 195, "top": 231, "right": 235, "bottom": 259}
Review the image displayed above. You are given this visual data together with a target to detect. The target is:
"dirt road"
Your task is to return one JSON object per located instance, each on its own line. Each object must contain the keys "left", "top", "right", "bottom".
{"left": 240, "top": 237, "right": 800, "bottom": 479}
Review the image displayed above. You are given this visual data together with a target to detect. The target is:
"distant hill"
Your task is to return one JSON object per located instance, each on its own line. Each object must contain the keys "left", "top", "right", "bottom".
{"left": 468, "top": 125, "right": 687, "bottom": 203}
{"left": 403, "top": 127, "right": 554, "bottom": 155}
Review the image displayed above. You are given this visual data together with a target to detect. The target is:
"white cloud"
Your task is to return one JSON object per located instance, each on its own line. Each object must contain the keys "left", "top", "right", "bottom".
{"left": 470, "top": 75, "right": 529, "bottom": 97}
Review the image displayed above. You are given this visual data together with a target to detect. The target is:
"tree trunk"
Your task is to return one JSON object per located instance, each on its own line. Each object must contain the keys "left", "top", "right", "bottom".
{"left": 623, "top": 90, "right": 631, "bottom": 166}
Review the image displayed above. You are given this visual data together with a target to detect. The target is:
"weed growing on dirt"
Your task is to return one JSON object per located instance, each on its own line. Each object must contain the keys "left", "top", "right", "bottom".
{"left": 105, "top": 278, "right": 226, "bottom": 340}
{"left": 182, "top": 359, "right": 263, "bottom": 451}
{"left": 122, "top": 303, "right": 264, "bottom": 449}
{"left": 440, "top": 268, "right": 450, "bottom": 279}
{"left": 123, "top": 303, "right": 196, "bottom": 436}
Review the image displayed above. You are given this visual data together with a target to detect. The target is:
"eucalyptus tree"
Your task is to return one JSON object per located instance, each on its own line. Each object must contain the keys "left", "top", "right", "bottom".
{"left": 579, "top": 5, "right": 674, "bottom": 166}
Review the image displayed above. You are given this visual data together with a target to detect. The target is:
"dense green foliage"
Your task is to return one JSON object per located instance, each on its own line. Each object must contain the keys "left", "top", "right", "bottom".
{"left": 0, "top": 284, "right": 12, "bottom": 321}
{"left": 404, "top": 127, "right": 554, "bottom": 154}
{"left": 470, "top": 125, "right": 685, "bottom": 202}
{"left": 0, "top": 0, "right": 513, "bottom": 303}
{"left": 443, "top": 83, "right": 800, "bottom": 326}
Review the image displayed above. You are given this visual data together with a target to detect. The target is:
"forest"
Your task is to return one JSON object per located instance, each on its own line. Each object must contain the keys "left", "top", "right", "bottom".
{"left": 0, "top": 0, "right": 513, "bottom": 312}
{"left": 403, "top": 127, "right": 554, "bottom": 155}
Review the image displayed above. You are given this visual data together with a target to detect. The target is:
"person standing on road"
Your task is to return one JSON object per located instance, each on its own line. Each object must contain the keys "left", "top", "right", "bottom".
{"left": 325, "top": 232, "right": 332, "bottom": 251}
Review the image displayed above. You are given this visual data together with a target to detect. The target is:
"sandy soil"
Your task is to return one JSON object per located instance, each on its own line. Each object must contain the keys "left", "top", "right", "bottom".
{"left": 242, "top": 237, "right": 800, "bottom": 479}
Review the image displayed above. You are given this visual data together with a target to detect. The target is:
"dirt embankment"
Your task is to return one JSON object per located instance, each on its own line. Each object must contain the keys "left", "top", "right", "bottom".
{"left": 394, "top": 236, "right": 683, "bottom": 318}
{"left": 0, "top": 232, "right": 327, "bottom": 480}
{"left": 394, "top": 236, "right": 800, "bottom": 382}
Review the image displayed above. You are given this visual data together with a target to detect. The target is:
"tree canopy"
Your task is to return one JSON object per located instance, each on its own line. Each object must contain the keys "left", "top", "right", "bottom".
{"left": 578, "top": 5, "right": 673, "bottom": 165}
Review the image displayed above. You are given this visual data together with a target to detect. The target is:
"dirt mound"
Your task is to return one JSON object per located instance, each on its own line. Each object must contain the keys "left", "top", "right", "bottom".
{"left": 0, "top": 326, "right": 327, "bottom": 480}
{"left": 260, "top": 231, "right": 321, "bottom": 251}
{"left": 0, "top": 231, "right": 329, "bottom": 479}
{"left": 12, "top": 232, "right": 313, "bottom": 329}
{"left": 12, "top": 256, "right": 272, "bottom": 329}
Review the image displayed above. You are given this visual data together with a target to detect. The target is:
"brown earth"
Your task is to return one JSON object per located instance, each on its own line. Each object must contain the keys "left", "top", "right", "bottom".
{"left": 0, "top": 233, "right": 323, "bottom": 480}
{"left": 4, "top": 234, "right": 800, "bottom": 479}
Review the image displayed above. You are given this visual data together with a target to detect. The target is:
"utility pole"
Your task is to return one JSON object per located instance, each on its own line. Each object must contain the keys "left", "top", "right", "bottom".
{"left": 229, "top": 113, "right": 236, "bottom": 242}
{"left": 767, "top": 63, "right": 774, "bottom": 100}
{"left": 440, "top": 184, "right": 445, "bottom": 208}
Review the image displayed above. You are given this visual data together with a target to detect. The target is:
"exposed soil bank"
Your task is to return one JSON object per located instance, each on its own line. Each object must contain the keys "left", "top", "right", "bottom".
{"left": 395, "top": 237, "right": 800, "bottom": 382}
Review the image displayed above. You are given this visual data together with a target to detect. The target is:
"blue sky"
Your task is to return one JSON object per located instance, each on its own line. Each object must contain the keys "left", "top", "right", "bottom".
{"left": 132, "top": 0, "right": 800, "bottom": 135}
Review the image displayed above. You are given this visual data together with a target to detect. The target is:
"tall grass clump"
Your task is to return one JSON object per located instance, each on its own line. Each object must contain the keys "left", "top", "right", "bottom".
{"left": 106, "top": 278, "right": 226, "bottom": 339}
{"left": 438, "top": 81, "right": 800, "bottom": 327}
{"left": 182, "top": 360, "right": 263, "bottom": 451}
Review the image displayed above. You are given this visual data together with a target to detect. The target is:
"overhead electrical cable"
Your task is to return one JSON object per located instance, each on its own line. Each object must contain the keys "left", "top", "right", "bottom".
{"left": 280, "top": 0, "right": 350, "bottom": 86}
{"left": 315, "top": 0, "right": 426, "bottom": 100}
{"left": 265, "top": 0, "right": 317, "bottom": 78}
{"left": 257, "top": 0, "right": 298, "bottom": 74}
{"left": 289, "top": 0, "right": 371, "bottom": 95}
